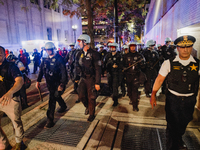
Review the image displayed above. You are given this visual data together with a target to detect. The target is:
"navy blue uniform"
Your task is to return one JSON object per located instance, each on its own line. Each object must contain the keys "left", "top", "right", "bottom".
{"left": 143, "top": 49, "right": 160, "bottom": 96}
{"left": 37, "top": 54, "right": 68, "bottom": 123}
{"left": 123, "top": 51, "right": 145, "bottom": 110}
{"left": 0, "top": 59, "right": 22, "bottom": 99}
{"left": 32, "top": 51, "right": 41, "bottom": 73}
{"left": 104, "top": 52, "right": 123, "bottom": 104}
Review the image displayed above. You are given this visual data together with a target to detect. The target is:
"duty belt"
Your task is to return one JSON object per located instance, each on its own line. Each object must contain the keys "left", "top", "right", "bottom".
{"left": 82, "top": 74, "right": 92, "bottom": 78}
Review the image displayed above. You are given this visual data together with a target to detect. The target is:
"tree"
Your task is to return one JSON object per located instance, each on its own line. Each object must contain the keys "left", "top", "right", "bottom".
{"left": 20, "top": 0, "right": 147, "bottom": 47}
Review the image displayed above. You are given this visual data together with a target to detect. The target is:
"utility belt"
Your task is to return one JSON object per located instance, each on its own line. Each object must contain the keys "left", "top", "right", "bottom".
{"left": 167, "top": 90, "right": 195, "bottom": 100}
{"left": 82, "top": 74, "right": 94, "bottom": 78}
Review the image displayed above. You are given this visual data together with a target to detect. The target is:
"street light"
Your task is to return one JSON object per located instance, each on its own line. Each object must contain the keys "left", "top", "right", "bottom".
{"left": 72, "top": 25, "right": 78, "bottom": 43}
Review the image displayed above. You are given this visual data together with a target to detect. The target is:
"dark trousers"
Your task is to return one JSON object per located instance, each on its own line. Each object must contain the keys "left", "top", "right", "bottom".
{"left": 165, "top": 92, "right": 196, "bottom": 150}
{"left": 47, "top": 90, "right": 66, "bottom": 122}
{"left": 107, "top": 73, "right": 112, "bottom": 93}
{"left": 144, "top": 68, "right": 157, "bottom": 94}
{"left": 69, "top": 72, "right": 78, "bottom": 92}
{"left": 121, "top": 75, "right": 126, "bottom": 95}
{"left": 126, "top": 74, "right": 140, "bottom": 108}
{"left": 77, "top": 77, "right": 97, "bottom": 116}
{"left": 19, "top": 84, "right": 28, "bottom": 106}
{"left": 33, "top": 61, "right": 40, "bottom": 73}
{"left": 111, "top": 74, "right": 119, "bottom": 101}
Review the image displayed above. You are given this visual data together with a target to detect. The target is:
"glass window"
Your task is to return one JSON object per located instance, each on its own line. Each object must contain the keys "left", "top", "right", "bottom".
{"left": 47, "top": 28, "right": 52, "bottom": 40}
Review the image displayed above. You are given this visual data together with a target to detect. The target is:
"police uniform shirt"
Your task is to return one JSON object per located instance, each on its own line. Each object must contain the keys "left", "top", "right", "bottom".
{"left": 0, "top": 59, "right": 22, "bottom": 97}
{"left": 159, "top": 55, "right": 200, "bottom": 96}
{"left": 0, "top": 59, "right": 22, "bottom": 80}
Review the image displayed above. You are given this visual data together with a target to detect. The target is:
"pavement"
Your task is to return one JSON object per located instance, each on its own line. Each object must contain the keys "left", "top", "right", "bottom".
{"left": 2, "top": 63, "right": 200, "bottom": 150}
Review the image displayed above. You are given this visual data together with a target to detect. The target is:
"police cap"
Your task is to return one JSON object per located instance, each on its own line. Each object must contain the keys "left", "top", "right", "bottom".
{"left": 174, "top": 35, "right": 196, "bottom": 47}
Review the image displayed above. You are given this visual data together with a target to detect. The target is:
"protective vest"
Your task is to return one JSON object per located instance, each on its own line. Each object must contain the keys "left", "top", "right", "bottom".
{"left": 43, "top": 54, "right": 62, "bottom": 84}
{"left": 124, "top": 52, "right": 144, "bottom": 74}
{"left": 79, "top": 51, "right": 96, "bottom": 76}
{"left": 167, "top": 57, "right": 199, "bottom": 94}
{"left": 105, "top": 52, "right": 122, "bottom": 74}
{"left": 143, "top": 50, "right": 159, "bottom": 69}
{"left": 0, "top": 61, "right": 19, "bottom": 98}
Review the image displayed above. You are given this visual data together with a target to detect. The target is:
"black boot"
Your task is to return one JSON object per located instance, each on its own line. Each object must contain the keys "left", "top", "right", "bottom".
{"left": 57, "top": 105, "right": 67, "bottom": 113}
{"left": 87, "top": 115, "right": 95, "bottom": 122}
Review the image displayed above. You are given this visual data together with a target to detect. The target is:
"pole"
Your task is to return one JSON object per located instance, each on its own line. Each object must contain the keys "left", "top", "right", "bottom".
{"left": 73, "top": 29, "right": 76, "bottom": 43}
{"left": 114, "top": 0, "right": 118, "bottom": 43}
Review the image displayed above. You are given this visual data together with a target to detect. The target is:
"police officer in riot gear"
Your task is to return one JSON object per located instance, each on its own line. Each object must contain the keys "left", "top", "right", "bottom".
{"left": 36, "top": 42, "right": 68, "bottom": 128}
{"left": 121, "top": 45, "right": 129, "bottom": 97}
{"left": 162, "top": 37, "right": 177, "bottom": 60}
{"left": 99, "top": 45, "right": 107, "bottom": 77}
{"left": 123, "top": 42, "right": 145, "bottom": 111}
{"left": 143, "top": 40, "right": 160, "bottom": 97}
{"left": 122, "top": 45, "right": 129, "bottom": 54}
{"left": 104, "top": 43, "right": 123, "bottom": 106}
{"left": 151, "top": 35, "right": 199, "bottom": 150}
{"left": 65, "top": 42, "right": 79, "bottom": 94}
{"left": 75, "top": 34, "right": 101, "bottom": 122}
{"left": 32, "top": 48, "right": 41, "bottom": 74}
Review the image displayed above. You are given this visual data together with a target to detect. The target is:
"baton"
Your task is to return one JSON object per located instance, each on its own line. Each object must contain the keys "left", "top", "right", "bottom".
{"left": 38, "top": 85, "right": 43, "bottom": 101}
{"left": 151, "top": 59, "right": 160, "bottom": 69}
{"left": 123, "top": 59, "right": 143, "bottom": 71}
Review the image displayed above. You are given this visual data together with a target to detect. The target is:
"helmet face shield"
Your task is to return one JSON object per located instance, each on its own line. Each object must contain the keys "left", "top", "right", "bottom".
{"left": 109, "top": 46, "right": 116, "bottom": 52}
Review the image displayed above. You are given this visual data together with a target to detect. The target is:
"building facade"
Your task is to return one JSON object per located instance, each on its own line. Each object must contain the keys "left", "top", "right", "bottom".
{"left": 0, "top": 0, "right": 82, "bottom": 54}
{"left": 144, "top": 0, "right": 200, "bottom": 58}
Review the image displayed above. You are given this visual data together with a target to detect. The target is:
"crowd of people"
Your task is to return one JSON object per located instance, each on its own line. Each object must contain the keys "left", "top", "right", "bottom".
{"left": 0, "top": 34, "right": 199, "bottom": 150}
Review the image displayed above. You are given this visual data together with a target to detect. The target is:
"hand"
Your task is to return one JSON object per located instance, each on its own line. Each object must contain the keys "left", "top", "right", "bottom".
{"left": 95, "top": 84, "right": 100, "bottom": 91}
{"left": 36, "top": 82, "right": 40, "bottom": 90}
{"left": 0, "top": 92, "right": 13, "bottom": 106}
{"left": 150, "top": 94, "right": 157, "bottom": 109}
{"left": 113, "top": 63, "right": 118, "bottom": 68}
{"left": 75, "top": 80, "right": 79, "bottom": 83}
{"left": 57, "top": 85, "right": 63, "bottom": 91}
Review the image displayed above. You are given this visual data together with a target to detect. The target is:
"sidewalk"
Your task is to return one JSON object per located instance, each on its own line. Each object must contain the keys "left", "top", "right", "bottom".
{"left": 3, "top": 70, "right": 200, "bottom": 149}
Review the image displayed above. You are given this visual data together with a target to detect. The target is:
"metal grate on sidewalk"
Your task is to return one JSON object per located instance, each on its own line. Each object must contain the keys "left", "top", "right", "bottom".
{"left": 24, "top": 119, "right": 90, "bottom": 147}
{"left": 121, "top": 125, "right": 200, "bottom": 150}
{"left": 47, "top": 120, "right": 90, "bottom": 146}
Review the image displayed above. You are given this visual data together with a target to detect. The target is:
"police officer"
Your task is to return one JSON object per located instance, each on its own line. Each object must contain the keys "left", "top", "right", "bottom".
{"left": 65, "top": 42, "right": 79, "bottom": 94}
{"left": 123, "top": 42, "right": 145, "bottom": 111}
{"left": 32, "top": 48, "right": 41, "bottom": 74}
{"left": 104, "top": 43, "right": 123, "bottom": 106}
{"left": 75, "top": 34, "right": 101, "bottom": 122}
{"left": 121, "top": 44, "right": 129, "bottom": 96}
{"left": 143, "top": 40, "right": 160, "bottom": 97}
{"left": 36, "top": 42, "right": 68, "bottom": 128}
{"left": 99, "top": 45, "right": 107, "bottom": 77}
{"left": 161, "top": 37, "right": 177, "bottom": 60}
{"left": 122, "top": 45, "right": 129, "bottom": 55}
{"left": 151, "top": 35, "right": 199, "bottom": 150}
{"left": 0, "top": 46, "right": 25, "bottom": 150}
